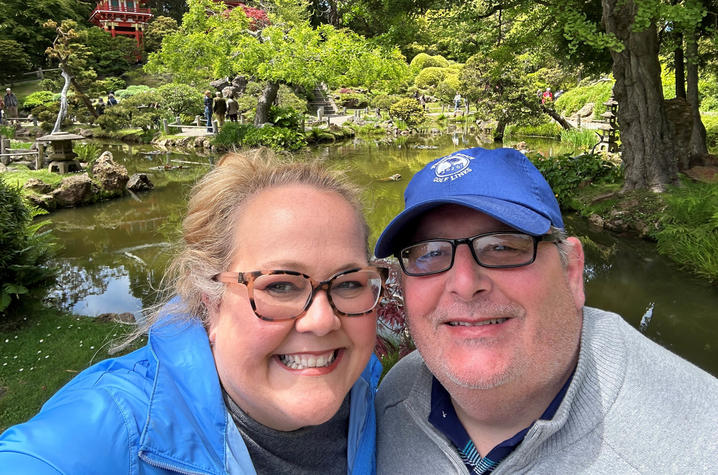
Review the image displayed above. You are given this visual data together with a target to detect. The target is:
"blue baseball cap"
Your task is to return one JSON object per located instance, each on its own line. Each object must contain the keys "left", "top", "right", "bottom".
{"left": 374, "top": 147, "right": 564, "bottom": 258}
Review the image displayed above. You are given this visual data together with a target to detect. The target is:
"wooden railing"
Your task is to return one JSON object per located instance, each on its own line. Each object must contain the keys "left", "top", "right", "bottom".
{"left": 91, "top": 1, "right": 151, "bottom": 15}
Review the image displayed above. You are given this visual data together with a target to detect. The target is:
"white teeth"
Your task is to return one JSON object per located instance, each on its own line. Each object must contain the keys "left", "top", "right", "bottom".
{"left": 279, "top": 351, "right": 337, "bottom": 369}
{"left": 448, "top": 319, "right": 507, "bottom": 326}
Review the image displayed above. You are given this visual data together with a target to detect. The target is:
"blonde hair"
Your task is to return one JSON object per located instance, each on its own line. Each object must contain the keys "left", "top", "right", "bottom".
{"left": 132, "top": 149, "right": 368, "bottom": 339}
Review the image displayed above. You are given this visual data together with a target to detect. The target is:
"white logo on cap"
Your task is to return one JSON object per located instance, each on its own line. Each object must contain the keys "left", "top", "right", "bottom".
{"left": 431, "top": 153, "right": 473, "bottom": 183}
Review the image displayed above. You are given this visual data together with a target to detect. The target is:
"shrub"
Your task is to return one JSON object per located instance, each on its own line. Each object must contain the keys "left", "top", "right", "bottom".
{"left": 268, "top": 106, "right": 303, "bottom": 130}
{"left": 157, "top": 83, "right": 203, "bottom": 117}
{"left": 529, "top": 152, "right": 622, "bottom": 207}
{"left": 0, "top": 178, "right": 56, "bottom": 323}
{"left": 277, "top": 85, "right": 308, "bottom": 114}
{"left": 372, "top": 94, "right": 398, "bottom": 112}
{"left": 99, "top": 77, "right": 126, "bottom": 94}
{"left": 389, "top": 98, "right": 426, "bottom": 127}
{"left": 704, "top": 113, "right": 718, "bottom": 153}
{"left": 414, "top": 67, "right": 447, "bottom": 89}
{"left": 409, "top": 53, "right": 450, "bottom": 71}
{"left": 656, "top": 180, "right": 718, "bottom": 281}
{"left": 212, "top": 122, "right": 307, "bottom": 151}
{"left": 435, "top": 75, "right": 459, "bottom": 104}
{"left": 22, "top": 91, "right": 57, "bottom": 109}
{"left": 1, "top": 125, "right": 15, "bottom": 139}
{"left": 114, "top": 85, "right": 153, "bottom": 100}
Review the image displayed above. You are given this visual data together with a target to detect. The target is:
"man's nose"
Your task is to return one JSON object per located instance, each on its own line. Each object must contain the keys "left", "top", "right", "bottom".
{"left": 445, "top": 242, "right": 491, "bottom": 300}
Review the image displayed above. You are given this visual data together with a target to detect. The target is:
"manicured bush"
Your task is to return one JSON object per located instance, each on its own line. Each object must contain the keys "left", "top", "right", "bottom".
{"left": 0, "top": 178, "right": 56, "bottom": 323}
{"left": 389, "top": 98, "right": 426, "bottom": 127}
{"left": 156, "top": 83, "right": 203, "bottom": 117}
{"left": 414, "top": 67, "right": 446, "bottom": 89}
{"left": 211, "top": 122, "right": 307, "bottom": 151}
{"left": 22, "top": 91, "right": 57, "bottom": 109}
{"left": 114, "top": 85, "right": 153, "bottom": 100}
{"left": 371, "top": 94, "right": 398, "bottom": 112}
{"left": 409, "top": 53, "right": 450, "bottom": 71}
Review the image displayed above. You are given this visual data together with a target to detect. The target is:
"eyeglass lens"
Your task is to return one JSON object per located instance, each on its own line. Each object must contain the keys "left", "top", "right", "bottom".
{"left": 251, "top": 269, "right": 383, "bottom": 320}
{"left": 400, "top": 233, "right": 538, "bottom": 275}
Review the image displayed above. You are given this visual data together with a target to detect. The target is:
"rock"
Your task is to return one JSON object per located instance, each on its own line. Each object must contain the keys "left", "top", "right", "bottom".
{"left": 23, "top": 178, "right": 53, "bottom": 194}
{"left": 26, "top": 193, "right": 57, "bottom": 210}
{"left": 575, "top": 102, "right": 594, "bottom": 118}
{"left": 588, "top": 214, "right": 605, "bottom": 228}
{"left": 210, "top": 77, "right": 231, "bottom": 90}
{"left": 127, "top": 173, "right": 154, "bottom": 192}
{"left": 95, "top": 312, "right": 136, "bottom": 324}
{"left": 0, "top": 163, "right": 7, "bottom": 172}
{"left": 683, "top": 165, "right": 718, "bottom": 184}
{"left": 92, "top": 151, "right": 129, "bottom": 193}
{"left": 78, "top": 128, "right": 95, "bottom": 138}
{"left": 52, "top": 173, "right": 94, "bottom": 207}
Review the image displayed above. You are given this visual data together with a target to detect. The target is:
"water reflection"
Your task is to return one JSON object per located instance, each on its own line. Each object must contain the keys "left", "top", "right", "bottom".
{"left": 43, "top": 134, "right": 718, "bottom": 376}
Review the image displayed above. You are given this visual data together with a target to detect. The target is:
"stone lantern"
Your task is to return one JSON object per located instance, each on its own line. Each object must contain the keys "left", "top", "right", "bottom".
{"left": 599, "top": 98, "right": 619, "bottom": 153}
{"left": 36, "top": 131, "right": 85, "bottom": 173}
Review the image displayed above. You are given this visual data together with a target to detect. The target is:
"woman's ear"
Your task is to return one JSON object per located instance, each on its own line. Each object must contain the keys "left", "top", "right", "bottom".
{"left": 202, "top": 294, "right": 219, "bottom": 345}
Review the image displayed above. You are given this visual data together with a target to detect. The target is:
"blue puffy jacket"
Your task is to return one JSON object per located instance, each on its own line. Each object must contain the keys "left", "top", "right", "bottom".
{"left": 0, "top": 316, "right": 382, "bottom": 474}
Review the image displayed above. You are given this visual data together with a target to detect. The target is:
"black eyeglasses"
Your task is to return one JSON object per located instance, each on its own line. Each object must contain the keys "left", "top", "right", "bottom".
{"left": 397, "top": 232, "right": 560, "bottom": 276}
{"left": 213, "top": 267, "right": 387, "bottom": 321}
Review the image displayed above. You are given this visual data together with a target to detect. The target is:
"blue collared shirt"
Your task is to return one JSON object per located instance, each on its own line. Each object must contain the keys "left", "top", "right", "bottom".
{"left": 428, "top": 375, "right": 572, "bottom": 474}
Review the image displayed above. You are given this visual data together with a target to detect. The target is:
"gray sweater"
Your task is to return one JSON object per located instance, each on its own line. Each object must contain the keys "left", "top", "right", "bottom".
{"left": 376, "top": 307, "right": 718, "bottom": 474}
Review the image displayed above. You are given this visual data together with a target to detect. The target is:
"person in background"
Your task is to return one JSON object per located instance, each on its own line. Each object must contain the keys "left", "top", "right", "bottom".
{"left": 227, "top": 94, "right": 239, "bottom": 122}
{"left": 213, "top": 92, "right": 227, "bottom": 128}
{"left": 95, "top": 98, "right": 105, "bottom": 116}
{"left": 541, "top": 87, "right": 553, "bottom": 104}
{"left": 204, "top": 90, "right": 213, "bottom": 132}
{"left": 374, "top": 147, "right": 718, "bottom": 474}
{"left": 0, "top": 150, "right": 386, "bottom": 474}
{"left": 453, "top": 93, "right": 462, "bottom": 112}
{"left": 107, "top": 92, "right": 118, "bottom": 107}
{"left": 4, "top": 88, "right": 19, "bottom": 124}
{"left": 0, "top": 95, "right": 4, "bottom": 124}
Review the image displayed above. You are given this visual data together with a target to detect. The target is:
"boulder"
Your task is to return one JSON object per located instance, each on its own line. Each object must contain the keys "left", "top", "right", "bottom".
{"left": 78, "top": 128, "right": 95, "bottom": 138}
{"left": 52, "top": 173, "right": 94, "bottom": 207}
{"left": 92, "top": 151, "right": 129, "bottom": 193}
{"left": 575, "top": 102, "right": 594, "bottom": 118}
{"left": 23, "top": 178, "right": 53, "bottom": 194}
{"left": 26, "top": 193, "right": 57, "bottom": 211}
{"left": 210, "top": 77, "right": 231, "bottom": 90}
{"left": 96, "top": 312, "right": 136, "bottom": 324}
{"left": 127, "top": 173, "right": 154, "bottom": 192}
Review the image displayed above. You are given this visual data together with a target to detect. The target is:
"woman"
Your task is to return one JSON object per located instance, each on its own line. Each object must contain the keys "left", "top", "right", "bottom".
{"left": 0, "top": 150, "right": 385, "bottom": 474}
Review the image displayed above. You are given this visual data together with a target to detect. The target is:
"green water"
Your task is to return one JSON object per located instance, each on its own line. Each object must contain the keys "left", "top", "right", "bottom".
{"left": 43, "top": 136, "right": 718, "bottom": 375}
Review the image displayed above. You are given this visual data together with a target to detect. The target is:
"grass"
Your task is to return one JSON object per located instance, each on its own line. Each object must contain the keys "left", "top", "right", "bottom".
{"left": 554, "top": 80, "right": 614, "bottom": 120}
{"left": 560, "top": 128, "right": 600, "bottom": 150}
{"left": 2, "top": 165, "right": 66, "bottom": 188}
{"left": 0, "top": 304, "right": 144, "bottom": 432}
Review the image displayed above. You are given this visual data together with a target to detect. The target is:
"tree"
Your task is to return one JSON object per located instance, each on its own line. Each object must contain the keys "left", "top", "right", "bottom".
{"left": 145, "top": 0, "right": 189, "bottom": 22}
{"left": 0, "top": 40, "right": 32, "bottom": 83}
{"left": 44, "top": 20, "right": 98, "bottom": 132}
{"left": 0, "top": 0, "right": 92, "bottom": 66}
{"left": 147, "top": 0, "right": 408, "bottom": 125}
{"left": 143, "top": 16, "right": 179, "bottom": 54}
{"left": 82, "top": 27, "right": 137, "bottom": 77}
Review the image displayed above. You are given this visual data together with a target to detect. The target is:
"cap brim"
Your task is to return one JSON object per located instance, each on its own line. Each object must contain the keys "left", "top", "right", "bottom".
{"left": 374, "top": 195, "right": 552, "bottom": 258}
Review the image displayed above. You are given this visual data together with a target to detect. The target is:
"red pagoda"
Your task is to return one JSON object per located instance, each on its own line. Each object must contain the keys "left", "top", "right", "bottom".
{"left": 89, "top": 1, "right": 153, "bottom": 48}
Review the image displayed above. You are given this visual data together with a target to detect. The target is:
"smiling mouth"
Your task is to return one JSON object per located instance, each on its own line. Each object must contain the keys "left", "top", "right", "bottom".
{"left": 278, "top": 350, "right": 339, "bottom": 370}
{"left": 447, "top": 318, "right": 508, "bottom": 326}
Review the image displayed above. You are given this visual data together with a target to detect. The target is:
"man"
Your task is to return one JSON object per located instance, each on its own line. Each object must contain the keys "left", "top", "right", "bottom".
{"left": 4, "top": 88, "right": 19, "bottom": 124}
{"left": 213, "top": 92, "right": 227, "bottom": 128}
{"left": 374, "top": 147, "right": 718, "bottom": 473}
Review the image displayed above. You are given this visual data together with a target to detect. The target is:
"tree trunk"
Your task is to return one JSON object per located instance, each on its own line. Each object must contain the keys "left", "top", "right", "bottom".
{"left": 674, "top": 40, "right": 686, "bottom": 99}
{"left": 685, "top": 34, "right": 707, "bottom": 165}
{"left": 53, "top": 68, "right": 72, "bottom": 134}
{"left": 602, "top": 0, "right": 678, "bottom": 192}
{"left": 70, "top": 77, "right": 99, "bottom": 120}
{"left": 493, "top": 118, "right": 506, "bottom": 142}
{"left": 254, "top": 81, "right": 280, "bottom": 126}
{"left": 540, "top": 104, "right": 573, "bottom": 130}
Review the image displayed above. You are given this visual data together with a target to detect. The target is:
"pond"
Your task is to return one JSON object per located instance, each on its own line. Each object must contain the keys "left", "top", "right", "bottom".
{"left": 42, "top": 134, "right": 718, "bottom": 376}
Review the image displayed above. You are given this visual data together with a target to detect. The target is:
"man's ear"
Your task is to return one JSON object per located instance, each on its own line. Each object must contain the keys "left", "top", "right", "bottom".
{"left": 564, "top": 237, "right": 586, "bottom": 311}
